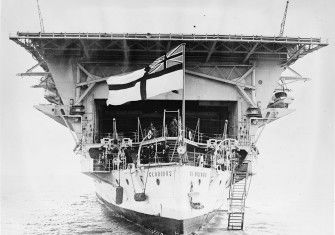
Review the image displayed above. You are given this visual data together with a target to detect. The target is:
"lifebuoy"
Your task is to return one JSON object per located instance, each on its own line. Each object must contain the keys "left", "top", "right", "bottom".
{"left": 177, "top": 145, "right": 186, "bottom": 155}
{"left": 147, "top": 130, "right": 153, "bottom": 140}
{"left": 188, "top": 131, "right": 193, "bottom": 140}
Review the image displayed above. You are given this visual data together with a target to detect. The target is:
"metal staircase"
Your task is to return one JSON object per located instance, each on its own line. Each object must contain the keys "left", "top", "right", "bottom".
{"left": 166, "top": 139, "right": 178, "bottom": 162}
{"left": 227, "top": 161, "right": 249, "bottom": 230}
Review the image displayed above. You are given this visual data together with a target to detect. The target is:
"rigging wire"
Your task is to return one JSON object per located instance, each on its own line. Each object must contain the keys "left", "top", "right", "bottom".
{"left": 36, "top": 0, "right": 45, "bottom": 32}
{"left": 279, "top": 1, "right": 289, "bottom": 36}
{"left": 129, "top": 167, "right": 137, "bottom": 194}
{"left": 246, "top": 174, "right": 253, "bottom": 197}
{"left": 143, "top": 162, "right": 151, "bottom": 194}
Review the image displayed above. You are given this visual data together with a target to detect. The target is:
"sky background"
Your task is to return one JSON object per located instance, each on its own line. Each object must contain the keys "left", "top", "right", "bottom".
{"left": 1, "top": 0, "right": 334, "bottom": 234}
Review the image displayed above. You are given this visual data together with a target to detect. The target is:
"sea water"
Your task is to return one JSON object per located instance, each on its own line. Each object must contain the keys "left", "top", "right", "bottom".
{"left": 1, "top": 173, "right": 332, "bottom": 235}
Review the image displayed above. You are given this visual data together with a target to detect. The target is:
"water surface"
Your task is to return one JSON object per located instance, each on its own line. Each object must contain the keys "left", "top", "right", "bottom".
{"left": 1, "top": 174, "right": 332, "bottom": 235}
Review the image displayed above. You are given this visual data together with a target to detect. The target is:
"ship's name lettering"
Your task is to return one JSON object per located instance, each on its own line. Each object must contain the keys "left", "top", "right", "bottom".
{"left": 149, "top": 171, "right": 173, "bottom": 177}
{"left": 190, "top": 172, "right": 207, "bottom": 177}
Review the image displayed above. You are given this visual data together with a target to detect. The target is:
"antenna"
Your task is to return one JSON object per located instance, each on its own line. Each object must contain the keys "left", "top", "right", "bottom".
{"left": 36, "top": 0, "right": 45, "bottom": 32}
{"left": 279, "top": 1, "right": 289, "bottom": 36}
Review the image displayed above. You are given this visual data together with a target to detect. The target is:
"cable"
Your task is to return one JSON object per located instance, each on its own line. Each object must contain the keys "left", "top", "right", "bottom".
{"left": 129, "top": 167, "right": 136, "bottom": 194}
{"left": 246, "top": 175, "right": 252, "bottom": 197}
{"left": 143, "top": 162, "right": 151, "bottom": 194}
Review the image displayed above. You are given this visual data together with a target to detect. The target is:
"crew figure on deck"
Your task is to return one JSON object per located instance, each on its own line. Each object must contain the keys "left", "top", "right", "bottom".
{"left": 169, "top": 117, "right": 178, "bottom": 137}
{"left": 149, "top": 123, "right": 157, "bottom": 138}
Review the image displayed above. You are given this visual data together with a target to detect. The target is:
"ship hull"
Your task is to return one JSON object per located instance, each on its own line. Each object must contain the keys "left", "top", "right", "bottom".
{"left": 97, "top": 193, "right": 217, "bottom": 234}
{"left": 89, "top": 164, "right": 230, "bottom": 234}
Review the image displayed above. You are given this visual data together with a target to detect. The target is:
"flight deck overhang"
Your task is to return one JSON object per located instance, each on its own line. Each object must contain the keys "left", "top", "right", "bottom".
{"left": 10, "top": 32, "right": 328, "bottom": 68}
{"left": 9, "top": 32, "right": 328, "bottom": 145}
{"left": 9, "top": 32, "right": 328, "bottom": 113}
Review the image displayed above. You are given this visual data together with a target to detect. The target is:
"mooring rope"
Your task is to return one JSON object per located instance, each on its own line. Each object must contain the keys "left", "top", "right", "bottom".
{"left": 246, "top": 174, "right": 253, "bottom": 197}
{"left": 143, "top": 163, "right": 151, "bottom": 194}
{"left": 129, "top": 167, "right": 136, "bottom": 194}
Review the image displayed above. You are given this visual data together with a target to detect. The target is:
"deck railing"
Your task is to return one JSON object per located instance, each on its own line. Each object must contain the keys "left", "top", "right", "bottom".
{"left": 95, "top": 130, "right": 255, "bottom": 146}
{"left": 92, "top": 153, "right": 128, "bottom": 172}
{"left": 13, "top": 32, "right": 325, "bottom": 45}
{"left": 93, "top": 158, "right": 112, "bottom": 172}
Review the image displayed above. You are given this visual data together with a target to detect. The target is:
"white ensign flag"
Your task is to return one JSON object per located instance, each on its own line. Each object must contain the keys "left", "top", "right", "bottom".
{"left": 106, "top": 44, "right": 184, "bottom": 105}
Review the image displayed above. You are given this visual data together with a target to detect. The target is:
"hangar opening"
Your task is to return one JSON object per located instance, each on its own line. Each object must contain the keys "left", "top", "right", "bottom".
{"left": 94, "top": 100, "right": 238, "bottom": 143}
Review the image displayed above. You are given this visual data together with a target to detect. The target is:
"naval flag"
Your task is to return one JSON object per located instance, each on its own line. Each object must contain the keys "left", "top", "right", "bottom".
{"left": 106, "top": 44, "right": 184, "bottom": 105}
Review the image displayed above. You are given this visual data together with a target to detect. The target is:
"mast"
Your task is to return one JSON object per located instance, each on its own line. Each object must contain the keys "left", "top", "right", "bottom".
{"left": 279, "top": 1, "right": 289, "bottom": 36}
{"left": 182, "top": 43, "right": 186, "bottom": 141}
{"left": 36, "top": 0, "right": 45, "bottom": 33}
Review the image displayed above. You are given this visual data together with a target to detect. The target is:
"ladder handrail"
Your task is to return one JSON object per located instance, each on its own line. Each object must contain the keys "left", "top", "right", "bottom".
{"left": 169, "top": 139, "right": 179, "bottom": 162}
{"left": 227, "top": 160, "right": 250, "bottom": 230}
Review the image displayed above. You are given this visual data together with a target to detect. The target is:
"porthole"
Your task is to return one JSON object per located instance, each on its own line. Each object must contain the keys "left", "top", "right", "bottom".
{"left": 126, "top": 179, "right": 129, "bottom": 185}
{"left": 258, "top": 80, "right": 263, "bottom": 85}
{"left": 156, "top": 178, "right": 160, "bottom": 185}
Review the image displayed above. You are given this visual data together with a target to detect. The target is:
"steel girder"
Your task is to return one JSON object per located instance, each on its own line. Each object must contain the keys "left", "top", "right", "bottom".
{"left": 10, "top": 32, "right": 327, "bottom": 68}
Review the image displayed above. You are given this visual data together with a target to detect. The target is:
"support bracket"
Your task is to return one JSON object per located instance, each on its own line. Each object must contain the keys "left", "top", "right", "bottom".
{"left": 236, "top": 86, "right": 257, "bottom": 108}
{"left": 186, "top": 69, "right": 255, "bottom": 90}
{"left": 243, "top": 43, "right": 259, "bottom": 63}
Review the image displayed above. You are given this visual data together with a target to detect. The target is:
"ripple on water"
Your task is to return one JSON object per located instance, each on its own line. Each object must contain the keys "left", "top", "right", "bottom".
{"left": 2, "top": 175, "right": 304, "bottom": 235}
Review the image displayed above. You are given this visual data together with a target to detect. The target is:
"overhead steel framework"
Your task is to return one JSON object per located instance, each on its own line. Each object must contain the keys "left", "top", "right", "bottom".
{"left": 10, "top": 32, "right": 327, "bottom": 67}
{"left": 10, "top": 32, "right": 327, "bottom": 107}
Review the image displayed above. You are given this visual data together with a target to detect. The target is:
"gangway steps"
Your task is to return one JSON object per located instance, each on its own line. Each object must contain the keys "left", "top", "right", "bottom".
{"left": 166, "top": 139, "right": 178, "bottom": 161}
{"left": 227, "top": 162, "right": 249, "bottom": 231}
{"left": 227, "top": 212, "right": 244, "bottom": 230}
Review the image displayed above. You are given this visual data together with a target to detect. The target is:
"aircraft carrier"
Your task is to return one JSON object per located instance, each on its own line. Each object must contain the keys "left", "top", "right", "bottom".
{"left": 10, "top": 32, "right": 327, "bottom": 234}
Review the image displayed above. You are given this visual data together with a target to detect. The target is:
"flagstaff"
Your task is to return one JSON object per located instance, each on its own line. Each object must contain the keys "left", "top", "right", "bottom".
{"left": 182, "top": 43, "right": 186, "bottom": 141}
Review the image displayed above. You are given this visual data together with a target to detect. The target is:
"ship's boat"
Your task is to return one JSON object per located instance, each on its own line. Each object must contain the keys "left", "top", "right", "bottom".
{"left": 246, "top": 107, "right": 262, "bottom": 118}
{"left": 268, "top": 91, "right": 294, "bottom": 108}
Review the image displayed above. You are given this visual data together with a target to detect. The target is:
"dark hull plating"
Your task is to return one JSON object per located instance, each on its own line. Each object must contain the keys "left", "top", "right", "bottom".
{"left": 97, "top": 193, "right": 217, "bottom": 235}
